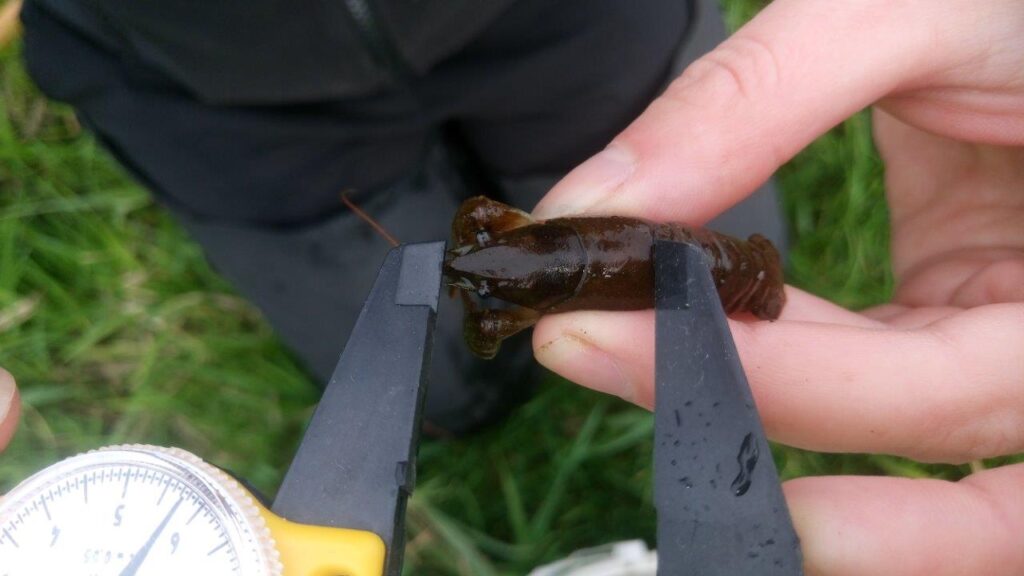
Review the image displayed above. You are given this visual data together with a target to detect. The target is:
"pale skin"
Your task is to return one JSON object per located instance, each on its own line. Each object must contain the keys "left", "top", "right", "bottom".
{"left": 0, "top": 369, "right": 18, "bottom": 453}
{"left": 2, "top": 0, "right": 1022, "bottom": 572}
{"left": 533, "top": 1, "right": 1024, "bottom": 574}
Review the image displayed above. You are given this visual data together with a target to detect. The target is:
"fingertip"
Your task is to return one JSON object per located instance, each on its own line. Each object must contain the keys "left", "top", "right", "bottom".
{"left": 784, "top": 469, "right": 1024, "bottom": 576}
{"left": 531, "top": 314, "right": 563, "bottom": 352}
{"left": 0, "top": 369, "right": 19, "bottom": 452}
{"left": 533, "top": 312, "right": 654, "bottom": 407}
{"left": 532, "top": 144, "right": 637, "bottom": 220}
{"left": 534, "top": 317, "right": 643, "bottom": 406}
{"left": 783, "top": 476, "right": 860, "bottom": 576}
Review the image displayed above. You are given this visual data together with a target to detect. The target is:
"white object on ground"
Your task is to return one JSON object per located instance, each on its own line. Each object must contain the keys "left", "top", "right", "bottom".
{"left": 528, "top": 540, "right": 657, "bottom": 576}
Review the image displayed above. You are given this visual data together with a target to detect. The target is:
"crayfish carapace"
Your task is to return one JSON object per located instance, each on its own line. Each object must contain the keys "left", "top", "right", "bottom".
{"left": 444, "top": 196, "right": 785, "bottom": 359}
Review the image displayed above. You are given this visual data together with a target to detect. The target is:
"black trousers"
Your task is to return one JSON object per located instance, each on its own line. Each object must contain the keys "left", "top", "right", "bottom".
{"left": 21, "top": 0, "right": 785, "bottom": 431}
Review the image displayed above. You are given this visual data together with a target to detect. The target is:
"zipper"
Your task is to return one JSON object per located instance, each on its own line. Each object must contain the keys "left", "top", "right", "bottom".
{"left": 342, "top": 0, "right": 413, "bottom": 81}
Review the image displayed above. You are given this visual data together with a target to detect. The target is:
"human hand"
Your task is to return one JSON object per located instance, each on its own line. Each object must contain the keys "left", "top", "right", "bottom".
{"left": 532, "top": 1, "right": 1024, "bottom": 574}
{"left": 0, "top": 368, "right": 19, "bottom": 453}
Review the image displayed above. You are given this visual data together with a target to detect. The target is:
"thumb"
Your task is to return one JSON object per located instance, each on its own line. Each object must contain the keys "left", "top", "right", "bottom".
{"left": 534, "top": 0, "right": 960, "bottom": 223}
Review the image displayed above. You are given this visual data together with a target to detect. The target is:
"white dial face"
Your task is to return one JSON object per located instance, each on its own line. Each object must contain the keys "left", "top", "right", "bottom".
{"left": 0, "top": 446, "right": 280, "bottom": 576}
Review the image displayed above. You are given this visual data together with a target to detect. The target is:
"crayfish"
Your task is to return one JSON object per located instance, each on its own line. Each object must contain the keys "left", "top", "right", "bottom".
{"left": 444, "top": 196, "right": 785, "bottom": 359}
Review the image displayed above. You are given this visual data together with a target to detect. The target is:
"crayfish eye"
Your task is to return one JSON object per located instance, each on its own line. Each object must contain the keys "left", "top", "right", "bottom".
{"left": 475, "top": 230, "right": 491, "bottom": 246}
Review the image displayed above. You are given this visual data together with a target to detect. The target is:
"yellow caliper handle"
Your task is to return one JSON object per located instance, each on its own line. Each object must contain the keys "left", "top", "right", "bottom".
{"left": 258, "top": 503, "right": 386, "bottom": 576}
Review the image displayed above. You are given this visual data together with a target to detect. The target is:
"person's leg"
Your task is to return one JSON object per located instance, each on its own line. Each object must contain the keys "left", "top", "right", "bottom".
{"left": 428, "top": 0, "right": 692, "bottom": 201}
{"left": 21, "top": 2, "right": 429, "bottom": 228}
{"left": 20, "top": 1, "right": 534, "bottom": 433}
{"left": 173, "top": 148, "right": 537, "bottom": 434}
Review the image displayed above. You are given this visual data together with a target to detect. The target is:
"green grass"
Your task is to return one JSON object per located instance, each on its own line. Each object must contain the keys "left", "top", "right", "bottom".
{"left": 0, "top": 2, "right": 972, "bottom": 574}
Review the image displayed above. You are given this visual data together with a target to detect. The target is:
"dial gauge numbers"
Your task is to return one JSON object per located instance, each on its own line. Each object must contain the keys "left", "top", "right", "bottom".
{"left": 0, "top": 446, "right": 280, "bottom": 576}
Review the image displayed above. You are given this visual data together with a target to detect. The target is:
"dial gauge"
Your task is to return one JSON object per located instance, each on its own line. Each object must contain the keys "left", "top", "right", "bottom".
{"left": 0, "top": 445, "right": 281, "bottom": 576}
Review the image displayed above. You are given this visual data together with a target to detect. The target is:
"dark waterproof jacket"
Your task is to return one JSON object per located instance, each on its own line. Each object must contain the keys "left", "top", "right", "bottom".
{"left": 31, "top": 0, "right": 516, "bottom": 103}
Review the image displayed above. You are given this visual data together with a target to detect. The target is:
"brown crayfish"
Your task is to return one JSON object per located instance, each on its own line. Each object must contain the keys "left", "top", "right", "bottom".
{"left": 443, "top": 196, "right": 785, "bottom": 359}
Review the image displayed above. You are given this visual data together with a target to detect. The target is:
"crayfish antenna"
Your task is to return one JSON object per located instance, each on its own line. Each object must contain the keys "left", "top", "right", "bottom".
{"left": 340, "top": 190, "right": 400, "bottom": 247}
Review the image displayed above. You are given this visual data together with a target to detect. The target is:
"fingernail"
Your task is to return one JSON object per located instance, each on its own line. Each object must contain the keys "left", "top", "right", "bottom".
{"left": 536, "top": 333, "right": 635, "bottom": 402}
{"left": 0, "top": 369, "right": 14, "bottom": 422}
{"left": 533, "top": 144, "right": 636, "bottom": 219}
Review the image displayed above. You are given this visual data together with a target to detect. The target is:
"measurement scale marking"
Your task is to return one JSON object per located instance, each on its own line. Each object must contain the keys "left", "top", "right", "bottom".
{"left": 40, "top": 496, "right": 51, "bottom": 521}
{"left": 122, "top": 468, "right": 131, "bottom": 498}
{"left": 2, "top": 528, "right": 17, "bottom": 548}
{"left": 186, "top": 503, "right": 204, "bottom": 525}
{"left": 207, "top": 539, "right": 229, "bottom": 557}
{"left": 83, "top": 474, "right": 89, "bottom": 503}
{"left": 158, "top": 479, "right": 171, "bottom": 505}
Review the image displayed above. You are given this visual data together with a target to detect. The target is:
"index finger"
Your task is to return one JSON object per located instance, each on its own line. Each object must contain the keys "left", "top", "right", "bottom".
{"left": 533, "top": 0, "right": 957, "bottom": 223}
{"left": 533, "top": 299, "right": 1024, "bottom": 464}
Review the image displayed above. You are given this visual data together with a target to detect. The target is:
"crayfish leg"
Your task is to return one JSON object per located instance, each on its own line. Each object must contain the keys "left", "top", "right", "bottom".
{"left": 452, "top": 196, "right": 534, "bottom": 248}
{"left": 464, "top": 306, "right": 540, "bottom": 359}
